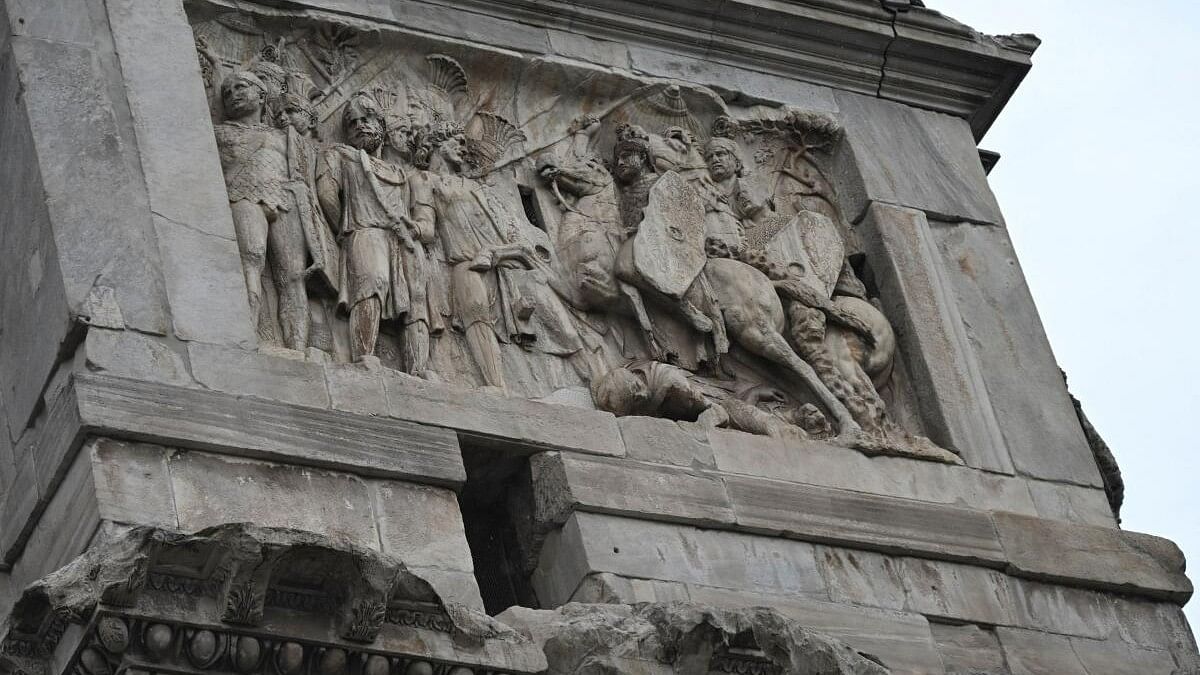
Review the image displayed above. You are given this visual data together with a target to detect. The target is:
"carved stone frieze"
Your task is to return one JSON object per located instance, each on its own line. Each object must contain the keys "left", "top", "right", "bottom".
{"left": 186, "top": 2, "right": 958, "bottom": 462}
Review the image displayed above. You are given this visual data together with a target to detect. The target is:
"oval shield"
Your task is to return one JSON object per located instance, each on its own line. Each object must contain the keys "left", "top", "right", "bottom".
{"left": 633, "top": 170, "right": 707, "bottom": 298}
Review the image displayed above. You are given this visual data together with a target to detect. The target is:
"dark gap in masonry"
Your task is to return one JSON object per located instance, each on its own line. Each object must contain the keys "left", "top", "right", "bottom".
{"left": 519, "top": 184, "right": 547, "bottom": 232}
{"left": 458, "top": 445, "right": 540, "bottom": 615}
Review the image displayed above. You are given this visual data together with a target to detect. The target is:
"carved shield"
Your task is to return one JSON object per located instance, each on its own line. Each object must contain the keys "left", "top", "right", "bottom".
{"left": 765, "top": 210, "right": 845, "bottom": 297}
{"left": 633, "top": 171, "right": 707, "bottom": 298}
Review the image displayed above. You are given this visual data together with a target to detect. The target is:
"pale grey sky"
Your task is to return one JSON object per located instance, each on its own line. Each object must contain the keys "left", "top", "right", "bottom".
{"left": 930, "top": 1, "right": 1200, "bottom": 625}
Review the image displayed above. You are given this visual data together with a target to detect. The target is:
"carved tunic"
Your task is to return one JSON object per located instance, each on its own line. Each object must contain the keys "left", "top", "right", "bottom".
{"left": 417, "top": 172, "right": 530, "bottom": 341}
{"left": 215, "top": 122, "right": 291, "bottom": 210}
{"left": 318, "top": 145, "right": 438, "bottom": 326}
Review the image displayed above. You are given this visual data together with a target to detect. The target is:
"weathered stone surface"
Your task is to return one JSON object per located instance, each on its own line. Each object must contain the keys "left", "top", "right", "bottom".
{"left": 189, "top": 342, "right": 329, "bottom": 409}
{"left": 0, "top": 39, "right": 74, "bottom": 439}
{"left": 89, "top": 438, "right": 177, "bottom": 529}
{"left": 373, "top": 481, "right": 473, "bottom": 571}
{"left": 897, "top": 557, "right": 1014, "bottom": 626}
{"left": 533, "top": 512, "right": 827, "bottom": 608}
{"left": 1069, "top": 637, "right": 1177, "bottom": 675}
{"left": 1008, "top": 578, "right": 1119, "bottom": 641}
{"left": 107, "top": 0, "right": 255, "bottom": 346}
{"left": 857, "top": 203, "right": 1012, "bottom": 472}
{"left": 4, "top": 0, "right": 94, "bottom": 45}
{"left": 7, "top": 34, "right": 169, "bottom": 337}
{"left": 1025, "top": 480, "right": 1117, "bottom": 527}
{"left": 710, "top": 428, "right": 1035, "bottom": 515}
{"left": 546, "top": 29, "right": 630, "bottom": 69}
{"left": 382, "top": 371, "right": 624, "bottom": 457}
{"left": 73, "top": 373, "right": 465, "bottom": 485}
{"left": 724, "top": 474, "right": 1005, "bottom": 564}
{"left": 169, "top": 451, "right": 379, "bottom": 550}
{"left": 996, "top": 628, "right": 1089, "bottom": 675}
{"left": 993, "top": 512, "right": 1192, "bottom": 602}
{"left": 683, "top": 585, "right": 945, "bottom": 675}
{"left": 152, "top": 215, "right": 256, "bottom": 347}
{"left": 929, "top": 220, "right": 1103, "bottom": 486}
{"left": 930, "top": 623, "right": 1009, "bottom": 675}
{"left": 530, "top": 452, "right": 735, "bottom": 528}
{"left": 499, "top": 602, "right": 890, "bottom": 675}
{"left": 82, "top": 329, "right": 192, "bottom": 387}
{"left": 617, "top": 416, "right": 714, "bottom": 469}
{"left": 833, "top": 90, "right": 1003, "bottom": 225}
{"left": 390, "top": 0, "right": 551, "bottom": 54}
{"left": 324, "top": 362, "right": 389, "bottom": 416}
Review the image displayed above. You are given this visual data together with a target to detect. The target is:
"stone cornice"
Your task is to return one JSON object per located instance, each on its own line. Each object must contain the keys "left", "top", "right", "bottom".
{"left": 379, "top": 0, "right": 1036, "bottom": 139}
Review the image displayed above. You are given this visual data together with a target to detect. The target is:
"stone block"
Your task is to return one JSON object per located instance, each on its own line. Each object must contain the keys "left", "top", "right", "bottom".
{"left": 628, "top": 45, "right": 840, "bottom": 112}
{"left": 0, "top": 41, "right": 74, "bottom": 438}
{"left": 1008, "top": 578, "right": 1119, "bottom": 641}
{"left": 7, "top": 35, "right": 170, "bottom": 336}
{"left": 74, "top": 373, "right": 465, "bottom": 486}
{"left": 409, "top": 568, "right": 484, "bottom": 612}
{"left": 189, "top": 343, "right": 329, "bottom": 409}
{"left": 929, "top": 220, "right": 1103, "bottom": 486}
{"left": 1069, "top": 637, "right": 1177, "bottom": 675}
{"left": 390, "top": 0, "right": 552, "bottom": 54}
{"left": 530, "top": 452, "right": 734, "bottom": 528}
{"left": 106, "top": 0, "right": 256, "bottom": 346}
{"left": 898, "top": 557, "right": 1014, "bottom": 626}
{"left": 724, "top": 474, "right": 1006, "bottom": 564}
{"left": 1110, "top": 598, "right": 1200, "bottom": 669}
{"left": 0, "top": 450, "right": 39, "bottom": 565}
{"left": 617, "top": 416, "right": 714, "bottom": 469}
{"left": 1025, "top": 479, "right": 1117, "bottom": 527}
{"left": 993, "top": 512, "right": 1192, "bottom": 602}
{"left": 546, "top": 29, "right": 629, "bottom": 69}
{"left": 324, "top": 362, "right": 389, "bottom": 416}
{"left": 169, "top": 450, "right": 378, "bottom": 549}
{"left": 82, "top": 328, "right": 192, "bottom": 387}
{"left": 816, "top": 546, "right": 908, "bottom": 612}
{"left": 372, "top": 481, "right": 473, "bottom": 572}
{"left": 571, "top": 573, "right": 691, "bottom": 605}
{"left": 89, "top": 438, "right": 177, "bottom": 529}
{"left": 857, "top": 203, "right": 1012, "bottom": 472}
{"left": 930, "top": 623, "right": 1009, "bottom": 675}
{"left": 383, "top": 370, "right": 624, "bottom": 457}
{"left": 710, "top": 428, "right": 1036, "bottom": 515}
{"left": 4, "top": 0, "right": 94, "bottom": 45}
{"left": 533, "top": 512, "right": 828, "bottom": 609}
{"left": 683, "top": 585, "right": 945, "bottom": 675}
{"left": 996, "top": 628, "right": 1088, "bottom": 675}
{"left": 832, "top": 89, "right": 1003, "bottom": 224}
{"left": 153, "top": 215, "right": 256, "bottom": 347}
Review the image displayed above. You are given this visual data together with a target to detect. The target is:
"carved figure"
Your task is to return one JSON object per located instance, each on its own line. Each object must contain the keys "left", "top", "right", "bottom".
{"left": 409, "top": 122, "right": 540, "bottom": 390}
{"left": 703, "top": 136, "right": 771, "bottom": 227}
{"left": 213, "top": 70, "right": 324, "bottom": 350}
{"left": 538, "top": 117, "right": 623, "bottom": 311}
{"left": 316, "top": 91, "right": 443, "bottom": 369}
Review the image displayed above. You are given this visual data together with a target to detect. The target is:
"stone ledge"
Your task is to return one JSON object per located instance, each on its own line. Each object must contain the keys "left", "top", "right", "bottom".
{"left": 528, "top": 453, "right": 1192, "bottom": 603}
{"left": 0, "top": 371, "right": 465, "bottom": 568}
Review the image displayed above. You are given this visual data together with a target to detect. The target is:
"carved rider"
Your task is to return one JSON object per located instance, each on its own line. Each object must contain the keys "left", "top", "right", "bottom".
{"left": 213, "top": 69, "right": 318, "bottom": 350}
{"left": 316, "top": 91, "right": 442, "bottom": 370}
{"left": 703, "top": 137, "right": 771, "bottom": 227}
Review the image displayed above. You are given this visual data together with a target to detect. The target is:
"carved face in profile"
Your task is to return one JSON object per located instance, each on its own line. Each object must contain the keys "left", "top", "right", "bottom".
{"left": 614, "top": 147, "right": 649, "bottom": 184}
{"left": 221, "top": 73, "right": 265, "bottom": 120}
{"left": 704, "top": 141, "right": 741, "bottom": 181}
{"left": 280, "top": 105, "right": 316, "bottom": 136}
{"left": 436, "top": 135, "right": 467, "bottom": 172}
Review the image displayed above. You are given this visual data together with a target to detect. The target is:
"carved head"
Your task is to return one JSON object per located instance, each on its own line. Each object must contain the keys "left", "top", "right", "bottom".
{"left": 220, "top": 71, "right": 268, "bottom": 120}
{"left": 410, "top": 121, "right": 467, "bottom": 172}
{"left": 704, "top": 137, "right": 744, "bottom": 180}
{"left": 342, "top": 91, "right": 387, "bottom": 152}
{"left": 612, "top": 124, "right": 654, "bottom": 185}
{"left": 278, "top": 93, "right": 318, "bottom": 136}
{"left": 592, "top": 367, "right": 650, "bottom": 417}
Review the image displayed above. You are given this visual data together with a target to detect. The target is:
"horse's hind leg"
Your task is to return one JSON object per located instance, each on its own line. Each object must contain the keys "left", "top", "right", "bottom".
{"left": 725, "top": 311, "right": 862, "bottom": 435}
